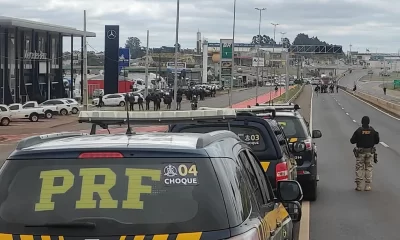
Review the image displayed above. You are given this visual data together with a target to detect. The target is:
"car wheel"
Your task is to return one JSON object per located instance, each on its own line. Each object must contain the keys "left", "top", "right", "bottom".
{"left": 60, "top": 109, "right": 68, "bottom": 115}
{"left": 45, "top": 111, "right": 53, "bottom": 119}
{"left": 119, "top": 101, "right": 125, "bottom": 107}
{"left": 29, "top": 114, "right": 39, "bottom": 122}
{"left": 0, "top": 117, "right": 10, "bottom": 126}
{"left": 305, "top": 180, "right": 317, "bottom": 201}
{"left": 72, "top": 107, "right": 79, "bottom": 114}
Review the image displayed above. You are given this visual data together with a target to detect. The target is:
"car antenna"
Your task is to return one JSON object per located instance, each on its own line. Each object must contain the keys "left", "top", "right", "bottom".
{"left": 125, "top": 95, "right": 133, "bottom": 135}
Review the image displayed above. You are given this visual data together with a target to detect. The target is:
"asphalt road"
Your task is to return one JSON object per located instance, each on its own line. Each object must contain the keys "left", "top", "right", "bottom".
{"left": 309, "top": 89, "right": 400, "bottom": 239}
{"left": 339, "top": 69, "right": 400, "bottom": 104}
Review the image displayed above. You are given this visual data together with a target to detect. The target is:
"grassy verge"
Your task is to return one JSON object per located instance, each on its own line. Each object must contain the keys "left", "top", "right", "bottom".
{"left": 268, "top": 85, "right": 301, "bottom": 103}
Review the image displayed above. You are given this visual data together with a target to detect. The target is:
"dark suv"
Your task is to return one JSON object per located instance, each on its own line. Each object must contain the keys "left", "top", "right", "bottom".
{"left": 274, "top": 110, "right": 322, "bottom": 201}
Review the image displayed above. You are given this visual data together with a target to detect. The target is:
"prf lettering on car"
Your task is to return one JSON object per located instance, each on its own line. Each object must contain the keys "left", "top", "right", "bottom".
{"left": 35, "top": 168, "right": 161, "bottom": 211}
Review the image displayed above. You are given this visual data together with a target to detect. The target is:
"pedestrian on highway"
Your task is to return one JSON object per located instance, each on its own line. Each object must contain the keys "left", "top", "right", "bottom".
{"left": 145, "top": 94, "right": 151, "bottom": 110}
{"left": 128, "top": 94, "right": 135, "bottom": 111}
{"left": 138, "top": 96, "right": 144, "bottom": 111}
{"left": 98, "top": 94, "right": 104, "bottom": 108}
{"left": 350, "top": 116, "right": 380, "bottom": 191}
{"left": 383, "top": 87, "right": 387, "bottom": 95}
{"left": 336, "top": 85, "right": 339, "bottom": 93}
{"left": 176, "top": 94, "right": 182, "bottom": 110}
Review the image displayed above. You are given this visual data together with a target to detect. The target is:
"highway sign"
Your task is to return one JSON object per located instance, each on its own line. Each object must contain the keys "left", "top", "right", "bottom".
{"left": 220, "top": 39, "right": 233, "bottom": 60}
{"left": 118, "top": 48, "right": 130, "bottom": 67}
{"left": 252, "top": 57, "right": 265, "bottom": 67}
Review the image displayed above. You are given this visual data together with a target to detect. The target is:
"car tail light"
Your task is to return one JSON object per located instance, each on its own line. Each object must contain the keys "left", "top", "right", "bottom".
{"left": 304, "top": 139, "right": 313, "bottom": 150}
{"left": 227, "top": 228, "right": 260, "bottom": 240}
{"left": 276, "top": 162, "right": 289, "bottom": 183}
{"left": 79, "top": 152, "right": 123, "bottom": 158}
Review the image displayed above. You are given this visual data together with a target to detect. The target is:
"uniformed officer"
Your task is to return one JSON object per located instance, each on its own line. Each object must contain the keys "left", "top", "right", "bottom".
{"left": 350, "top": 116, "right": 380, "bottom": 191}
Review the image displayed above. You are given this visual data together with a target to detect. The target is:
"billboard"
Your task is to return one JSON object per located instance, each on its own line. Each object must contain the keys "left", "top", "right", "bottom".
{"left": 252, "top": 57, "right": 265, "bottom": 67}
{"left": 166, "top": 62, "right": 186, "bottom": 71}
{"left": 104, "top": 25, "right": 120, "bottom": 94}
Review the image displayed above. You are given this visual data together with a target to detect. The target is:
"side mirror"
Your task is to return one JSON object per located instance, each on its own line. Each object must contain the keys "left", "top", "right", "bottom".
{"left": 277, "top": 180, "right": 303, "bottom": 202}
{"left": 312, "top": 130, "right": 322, "bottom": 138}
{"left": 289, "top": 141, "right": 306, "bottom": 153}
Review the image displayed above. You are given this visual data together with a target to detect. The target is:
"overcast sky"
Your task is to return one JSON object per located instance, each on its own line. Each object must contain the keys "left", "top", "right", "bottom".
{"left": 2, "top": 0, "right": 399, "bottom": 53}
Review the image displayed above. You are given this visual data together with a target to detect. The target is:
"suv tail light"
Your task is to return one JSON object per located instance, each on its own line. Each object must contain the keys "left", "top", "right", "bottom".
{"left": 79, "top": 152, "right": 123, "bottom": 158}
{"left": 228, "top": 228, "right": 260, "bottom": 240}
{"left": 304, "top": 139, "right": 313, "bottom": 150}
{"left": 276, "top": 162, "right": 289, "bottom": 183}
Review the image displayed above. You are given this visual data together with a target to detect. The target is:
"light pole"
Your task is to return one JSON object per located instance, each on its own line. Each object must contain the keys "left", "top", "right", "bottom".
{"left": 229, "top": 0, "right": 237, "bottom": 108}
{"left": 255, "top": 7, "right": 266, "bottom": 105}
{"left": 271, "top": 23, "right": 279, "bottom": 96}
{"left": 173, "top": 0, "right": 180, "bottom": 110}
{"left": 280, "top": 32, "right": 286, "bottom": 51}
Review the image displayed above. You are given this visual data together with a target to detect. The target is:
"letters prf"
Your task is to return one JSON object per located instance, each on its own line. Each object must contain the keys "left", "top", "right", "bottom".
{"left": 35, "top": 168, "right": 161, "bottom": 211}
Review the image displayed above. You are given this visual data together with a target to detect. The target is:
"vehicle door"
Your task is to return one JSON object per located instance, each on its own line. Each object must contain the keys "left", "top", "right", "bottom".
{"left": 238, "top": 150, "right": 285, "bottom": 240}
{"left": 244, "top": 150, "right": 291, "bottom": 240}
{"left": 8, "top": 104, "right": 22, "bottom": 118}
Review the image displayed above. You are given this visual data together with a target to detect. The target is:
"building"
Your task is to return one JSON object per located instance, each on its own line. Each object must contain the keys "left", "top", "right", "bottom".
{"left": 0, "top": 16, "right": 96, "bottom": 104}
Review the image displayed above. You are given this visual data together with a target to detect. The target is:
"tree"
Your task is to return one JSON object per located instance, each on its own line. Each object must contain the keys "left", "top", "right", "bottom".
{"left": 125, "top": 37, "right": 145, "bottom": 59}
{"left": 251, "top": 35, "right": 276, "bottom": 45}
{"left": 292, "top": 33, "right": 330, "bottom": 45}
{"left": 282, "top": 37, "right": 291, "bottom": 48}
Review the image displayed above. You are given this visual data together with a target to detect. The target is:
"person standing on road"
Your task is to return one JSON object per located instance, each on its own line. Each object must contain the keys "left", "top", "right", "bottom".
{"left": 98, "top": 94, "right": 104, "bottom": 108}
{"left": 176, "top": 94, "right": 182, "bottom": 110}
{"left": 350, "top": 116, "right": 380, "bottom": 191}
{"left": 336, "top": 85, "right": 339, "bottom": 93}
{"left": 138, "top": 95, "right": 144, "bottom": 111}
{"left": 383, "top": 87, "right": 387, "bottom": 95}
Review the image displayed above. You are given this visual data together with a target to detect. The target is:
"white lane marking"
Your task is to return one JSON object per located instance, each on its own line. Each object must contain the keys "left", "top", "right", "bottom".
{"left": 353, "top": 119, "right": 356, "bottom": 122}
{"left": 299, "top": 201, "right": 310, "bottom": 240}
{"left": 342, "top": 90, "right": 400, "bottom": 121}
{"left": 341, "top": 107, "right": 344, "bottom": 110}
{"left": 346, "top": 112, "right": 349, "bottom": 115}
{"left": 380, "top": 142, "right": 389, "bottom": 147}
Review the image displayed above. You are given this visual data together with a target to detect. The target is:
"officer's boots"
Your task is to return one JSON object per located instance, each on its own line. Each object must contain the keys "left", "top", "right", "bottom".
{"left": 365, "top": 183, "right": 371, "bottom": 191}
{"left": 355, "top": 182, "right": 362, "bottom": 191}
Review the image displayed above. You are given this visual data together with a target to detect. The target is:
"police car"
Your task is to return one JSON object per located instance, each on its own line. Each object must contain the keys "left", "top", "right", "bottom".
{"left": 257, "top": 104, "right": 322, "bottom": 201}
{"left": 170, "top": 107, "right": 306, "bottom": 190}
{"left": 2, "top": 109, "right": 304, "bottom": 240}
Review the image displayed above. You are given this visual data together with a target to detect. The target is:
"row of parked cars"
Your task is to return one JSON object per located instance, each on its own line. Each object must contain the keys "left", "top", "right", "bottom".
{"left": 0, "top": 98, "right": 80, "bottom": 126}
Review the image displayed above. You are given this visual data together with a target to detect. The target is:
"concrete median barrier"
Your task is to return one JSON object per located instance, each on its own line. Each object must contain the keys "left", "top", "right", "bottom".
{"left": 339, "top": 86, "right": 400, "bottom": 116}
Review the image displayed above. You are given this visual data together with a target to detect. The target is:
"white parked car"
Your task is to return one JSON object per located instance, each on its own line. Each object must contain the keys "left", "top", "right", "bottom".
{"left": 40, "top": 99, "right": 73, "bottom": 115}
{"left": 62, "top": 98, "right": 80, "bottom": 114}
{"left": 0, "top": 104, "right": 12, "bottom": 126}
{"left": 23, "top": 101, "right": 57, "bottom": 119}
{"left": 92, "top": 94, "right": 126, "bottom": 107}
{"left": 8, "top": 103, "right": 45, "bottom": 122}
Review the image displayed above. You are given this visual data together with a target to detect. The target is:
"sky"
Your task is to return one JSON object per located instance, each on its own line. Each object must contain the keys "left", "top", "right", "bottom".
{"left": 1, "top": 0, "right": 400, "bottom": 53}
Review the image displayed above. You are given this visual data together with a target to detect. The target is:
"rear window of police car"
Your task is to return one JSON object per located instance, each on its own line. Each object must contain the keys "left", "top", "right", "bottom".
{"left": 0, "top": 158, "right": 228, "bottom": 234}
{"left": 274, "top": 116, "right": 308, "bottom": 138}
{"left": 176, "top": 126, "right": 266, "bottom": 151}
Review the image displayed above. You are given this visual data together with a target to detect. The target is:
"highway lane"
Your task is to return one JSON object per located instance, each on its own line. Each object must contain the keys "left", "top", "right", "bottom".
{"left": 309, "top": 91, "right": 400, "bottom": 240}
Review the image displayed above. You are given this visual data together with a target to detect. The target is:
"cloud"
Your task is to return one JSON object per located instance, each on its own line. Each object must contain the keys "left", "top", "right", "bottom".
{"left": 0, "top": 0, "right": 398, "bottom": 53}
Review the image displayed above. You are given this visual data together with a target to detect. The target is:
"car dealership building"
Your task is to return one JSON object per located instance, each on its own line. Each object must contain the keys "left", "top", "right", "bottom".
{"left": 0, "top": 16, "right": 96, "bottom": 104}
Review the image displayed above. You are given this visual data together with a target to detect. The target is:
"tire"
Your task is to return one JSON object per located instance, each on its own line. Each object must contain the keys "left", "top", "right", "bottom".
{"left": 72, "top": 107, "right": 79, "bottom": 114}
{"left": 305, "top": 180, "right": 317, "bottom": 201}
{"left": 0, "top": 117, "right": 10, "bottom": 126}
{"left": 29, "top": 113, "right": 39, "bottom": 122}
{"left": 45, "top": 111, "right": 53, "bottom": 119}
{"left": 60, "top": 109, "right": 68, "bottom": 115}
{"left": 119, "top": 101, "right": 125, "bottom": 107}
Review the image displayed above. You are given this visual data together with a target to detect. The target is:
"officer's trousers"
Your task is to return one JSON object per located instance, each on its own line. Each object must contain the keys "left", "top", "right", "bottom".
{"left": 355, "top": 152, "right": 374, "bottom": 183}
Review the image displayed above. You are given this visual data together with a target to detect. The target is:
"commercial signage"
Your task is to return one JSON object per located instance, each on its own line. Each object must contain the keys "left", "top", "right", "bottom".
{"left": 24, "top": 51, "right": 47, "bottom": 60}
{"left": 166, "top": 62, "right": 186, "bottom": 71}
{"left": 219, "top": 39, "right": 233, "bottom": 86}
{"left": 220, "top": 39, "right": 233, "bottom": 60}
{"left": 252, "top": 57, "right": 265, "bottom": 67}
{"left": 104, "top": 25, "right": 120, "bottom": 94}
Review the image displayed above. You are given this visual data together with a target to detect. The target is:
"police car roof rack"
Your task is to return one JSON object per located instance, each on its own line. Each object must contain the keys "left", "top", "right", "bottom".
{"left": 257, "top": 103, "right": 301, "bottom": 111}
{"left": 78, "top": 109, "right": 238, "bottom": 135}
{"left": 16, "top": 132, "right": 89, "bottom": 150}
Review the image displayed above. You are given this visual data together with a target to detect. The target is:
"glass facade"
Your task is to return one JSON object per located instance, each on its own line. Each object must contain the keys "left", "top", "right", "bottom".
{"left": 0, "top": 27, "right": 83, "bottom": 104}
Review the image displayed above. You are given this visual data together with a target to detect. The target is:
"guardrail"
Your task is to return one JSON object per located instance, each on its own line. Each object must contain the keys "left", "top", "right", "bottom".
{"left": 339, "top": 85, "right": 400, "bottom": 116}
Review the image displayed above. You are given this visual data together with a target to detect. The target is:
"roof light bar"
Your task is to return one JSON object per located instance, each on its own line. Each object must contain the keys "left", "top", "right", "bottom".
{"left": 78, "top": 109, "right": 237, "bottom": 125}
{"left": 257, "top": 104, "right": 301, "bottom": 110}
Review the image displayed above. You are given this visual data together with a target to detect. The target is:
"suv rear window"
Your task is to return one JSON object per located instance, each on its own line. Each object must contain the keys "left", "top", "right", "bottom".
{"left": 176, "top": 126, "right": 266, "bottom": 151}
{"left": 275, "top": 116, "right": 308, "bottom": 138}
{"left": 0, "top": 158, "right": 228, "bottom": 235}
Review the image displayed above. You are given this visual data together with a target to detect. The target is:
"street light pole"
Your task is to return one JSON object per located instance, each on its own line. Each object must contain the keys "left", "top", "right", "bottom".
{"left": 255, "top": 7, "right": 266, "bottom": 105}
{"left": 82, "top": 10, "right": 88, "bottom": 110}
{"left": 271, "top": 23, "right": 279, "bottom": 96}
{"left": 173, "top": 0, "right": 180, "bottom": 110}
{"left": 229, "top": 0, "right": 236, "bottom": 108}
{"left": 144, "top": 30, "right": 149, "bottom": 98}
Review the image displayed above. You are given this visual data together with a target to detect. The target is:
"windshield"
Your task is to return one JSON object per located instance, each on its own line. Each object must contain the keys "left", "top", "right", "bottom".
{"left": 175, "top": 125, "right": 266, "bottom": 151}
{"left": 274, "top": 116, "right": 308, "bottom": 138}
{"left": 0, "top": 158, "right": 228, "bottom": 235}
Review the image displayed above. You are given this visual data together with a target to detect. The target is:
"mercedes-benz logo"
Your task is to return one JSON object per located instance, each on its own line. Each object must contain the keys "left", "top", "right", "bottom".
{"left": 107, "top": 30, "right": 117, "bottom": 40}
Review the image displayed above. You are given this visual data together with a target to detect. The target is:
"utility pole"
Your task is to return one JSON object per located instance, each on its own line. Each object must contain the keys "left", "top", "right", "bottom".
{"left": 255, "top": 7, "right": 266, "bottom": 105}
{"left": 144, "top": 30, "right": 149, "bottom": 98}
{"left": 173, "top": 0, "right": 180, "bottom": 110}
{"left": 349, "top": 44, "right": 352, "bottom": 65}
{"left": 285, "top": 52, "right": 289, "bottom": 102}
{"left": 271, "top": 23, "right": 279, "bottom": 95}
{"left": 229, "top": 0, "right": 237, "bottom": 108}
{"left": 82, "top": 10, "right": 88, "bottom": 110}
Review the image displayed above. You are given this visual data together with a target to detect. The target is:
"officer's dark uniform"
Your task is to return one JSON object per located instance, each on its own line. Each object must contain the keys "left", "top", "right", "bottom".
{"left": 350, "top": 116, "right": 380, "bottom": 191}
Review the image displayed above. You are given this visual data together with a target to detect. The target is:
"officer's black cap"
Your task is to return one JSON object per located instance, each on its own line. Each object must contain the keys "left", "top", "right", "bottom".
{"left": 361, "top": 116, "right": 370, "bottom": 125}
